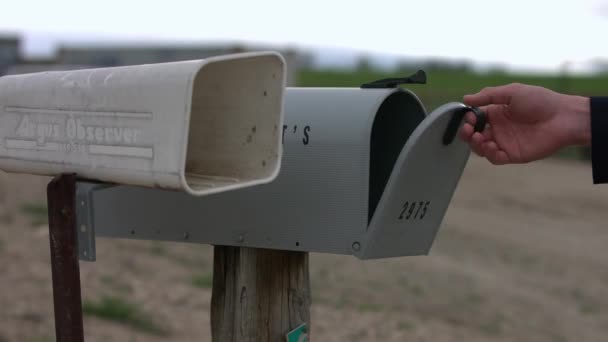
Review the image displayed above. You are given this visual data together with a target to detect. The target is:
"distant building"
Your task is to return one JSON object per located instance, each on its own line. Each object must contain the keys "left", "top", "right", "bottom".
{"left": 58, "top": 44, "right": 306, "bottom": 85}
{"left": 0, "top": 35, "right": 310, "bottom": 84}
{"left": 0, "top": 35, "right": 20, "bottom": 75}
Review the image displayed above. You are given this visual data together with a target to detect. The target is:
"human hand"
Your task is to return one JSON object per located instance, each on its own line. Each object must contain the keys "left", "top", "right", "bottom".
{"left": 459, "top": 83, "right": 591, "bottom": 164}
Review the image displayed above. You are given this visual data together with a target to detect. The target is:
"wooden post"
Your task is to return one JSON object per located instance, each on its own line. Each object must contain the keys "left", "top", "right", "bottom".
{"left": 211, "top": 246, "right": 311, "bottom": 342}
{"left": 47, "top": 174, "right": 85, "bottom": 342}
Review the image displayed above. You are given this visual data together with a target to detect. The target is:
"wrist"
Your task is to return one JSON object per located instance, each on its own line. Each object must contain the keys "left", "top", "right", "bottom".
{"left": 561, "top": 95, "right": 591, "bottom": 146}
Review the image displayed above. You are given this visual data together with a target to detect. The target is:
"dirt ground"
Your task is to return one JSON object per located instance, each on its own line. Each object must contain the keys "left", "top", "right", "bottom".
{"left": 1, "top": 156, "right": 608, "bottom": 342}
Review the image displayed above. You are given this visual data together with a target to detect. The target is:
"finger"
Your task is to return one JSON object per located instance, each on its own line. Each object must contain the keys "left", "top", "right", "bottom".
{"left": 488, "top": 150, "right": 510, "bottom": 165}
{"left": 470, "top": 132, "right": 486, "bottom": 157}
{"left": 463, "top": 84, "right": 519, "bottom": 107}
{"left": 465, "top": 111, "right": 477, "bottom": 125}
{"left": 470, "top": 142, "right": 485, "bottom": 157}
{"left": 459, "top": 123, "right": 474, "bottom": 142}
{"left": 477, "top": 104, "right": 510, "bottom": 128}
{"left": 471, "top": 132, "right": 485, "bottom": 145}
{"left": 482, "top": 141, "right": 499, "bottom": 158}
{"left": 471, "top": 143, "right": 485, "bottom": 157}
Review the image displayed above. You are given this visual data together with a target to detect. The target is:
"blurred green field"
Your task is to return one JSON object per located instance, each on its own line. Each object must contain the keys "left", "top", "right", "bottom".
{"left": 297, "top": 68, "right": 605, "bottom": 160}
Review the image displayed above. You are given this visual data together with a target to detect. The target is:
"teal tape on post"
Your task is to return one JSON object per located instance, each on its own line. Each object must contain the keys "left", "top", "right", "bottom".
{"left": 286, "top": 323, "right": 308, "bottom": 342}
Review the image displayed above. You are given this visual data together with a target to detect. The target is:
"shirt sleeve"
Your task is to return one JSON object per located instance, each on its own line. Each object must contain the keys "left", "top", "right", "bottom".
{"left": 591, "top": 96, "right": 608, "bottom": 183}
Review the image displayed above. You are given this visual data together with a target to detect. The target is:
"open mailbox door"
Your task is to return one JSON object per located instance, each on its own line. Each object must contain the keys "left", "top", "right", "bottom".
{"left": 75, "top": 85, "right": 480, "bottom": 260}
{"left": 361, "top": 101, "right": 473, "bottom": 258}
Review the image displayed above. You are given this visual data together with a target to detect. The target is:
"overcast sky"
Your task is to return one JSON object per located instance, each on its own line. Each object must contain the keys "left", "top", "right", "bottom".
{"left": 2, "top": 0, "right": 608, "bottom": 72}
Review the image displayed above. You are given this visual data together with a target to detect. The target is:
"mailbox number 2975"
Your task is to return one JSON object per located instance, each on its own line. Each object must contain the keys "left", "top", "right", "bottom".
{"left": 398, "top": 201, "right": 430, "bottom": 220}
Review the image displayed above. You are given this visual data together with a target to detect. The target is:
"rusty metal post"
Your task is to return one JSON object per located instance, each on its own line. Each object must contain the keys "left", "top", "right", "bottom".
{"left": 47, "top": 173, "right": 84, "bottom": 342}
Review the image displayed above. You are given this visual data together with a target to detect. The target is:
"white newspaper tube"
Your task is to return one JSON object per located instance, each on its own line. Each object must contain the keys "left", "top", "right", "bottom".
{"left": 0, "top": 52, "right": 286, "bottom": 195}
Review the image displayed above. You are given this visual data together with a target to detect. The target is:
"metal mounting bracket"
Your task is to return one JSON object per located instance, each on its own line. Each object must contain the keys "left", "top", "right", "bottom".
{"left": 75, "top": 182, "right": 114, "bottom": 261}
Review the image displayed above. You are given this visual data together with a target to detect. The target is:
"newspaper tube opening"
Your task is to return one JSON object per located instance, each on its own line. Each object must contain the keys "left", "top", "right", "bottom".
{"left": 184, "top": 54, "right": 284, "bottom": 194}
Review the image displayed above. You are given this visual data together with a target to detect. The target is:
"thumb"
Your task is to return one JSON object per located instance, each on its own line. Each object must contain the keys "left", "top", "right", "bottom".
{"left": 464, "top": 84, "right": 519, "bottom": 107}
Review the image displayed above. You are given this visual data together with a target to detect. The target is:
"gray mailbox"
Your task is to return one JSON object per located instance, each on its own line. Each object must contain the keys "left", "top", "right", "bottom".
{"left": 76, "top": 85, "right": 480, "bottom": 260}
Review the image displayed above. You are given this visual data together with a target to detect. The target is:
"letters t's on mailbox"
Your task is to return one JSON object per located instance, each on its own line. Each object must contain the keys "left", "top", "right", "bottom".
{"left": 0, "top": 52, "right": 286, "bottom": 195}
{"left": 77, "top": 76, "right": 481, "bottom": 260}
